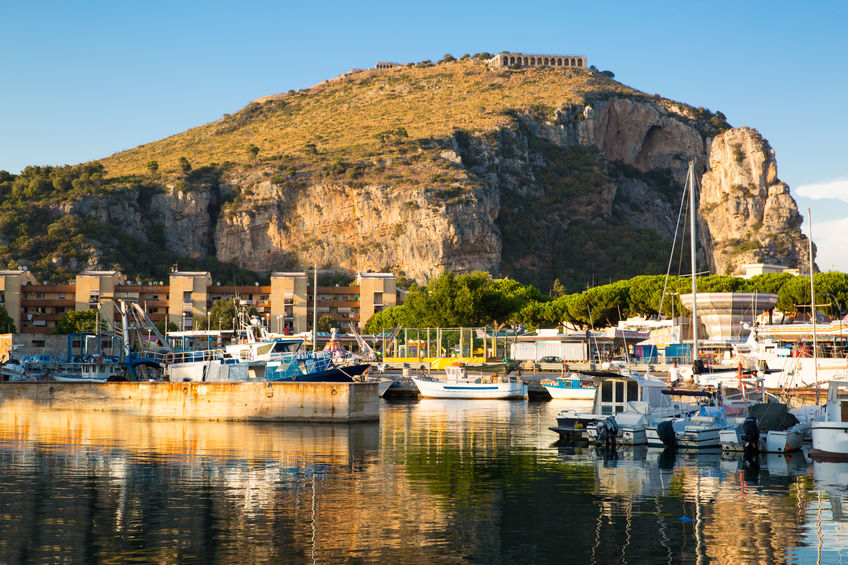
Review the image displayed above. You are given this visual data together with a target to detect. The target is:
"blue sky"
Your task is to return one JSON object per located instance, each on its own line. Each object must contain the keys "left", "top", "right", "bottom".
{"left": 2, "top": 0, "right": 846, "bottom": 269}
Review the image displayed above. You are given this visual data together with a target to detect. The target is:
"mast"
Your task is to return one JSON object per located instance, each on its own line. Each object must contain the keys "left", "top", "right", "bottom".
{"left": 809, "top": 207, "right": 819, "bottom": 404}
{"left": 688, "top": 161, "right": 699, "bottom": 373}
{"left": 313, "top": 264, "right": 318, "bottom": 353}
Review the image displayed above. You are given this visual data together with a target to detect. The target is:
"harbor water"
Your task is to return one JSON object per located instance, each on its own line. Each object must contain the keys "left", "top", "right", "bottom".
{"left": 0, "top": 399, "right": 846, "bottom": 563}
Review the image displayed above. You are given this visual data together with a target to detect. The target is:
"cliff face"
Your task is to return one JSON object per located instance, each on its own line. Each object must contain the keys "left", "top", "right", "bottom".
{"left": 25, "top": 64, "right": 809, "bottom": 289}
{"left": 699, "top": 127, "right": 808, "bottom": 274}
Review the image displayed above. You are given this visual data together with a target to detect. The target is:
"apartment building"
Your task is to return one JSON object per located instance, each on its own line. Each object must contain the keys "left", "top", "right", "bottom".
{"left": 0, "top": 269, "right": 400, "bottom": 334}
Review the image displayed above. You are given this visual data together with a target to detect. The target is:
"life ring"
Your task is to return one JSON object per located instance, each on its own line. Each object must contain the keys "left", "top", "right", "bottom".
{"left": 165, "top": 352, "right": 175, "bottom": 364}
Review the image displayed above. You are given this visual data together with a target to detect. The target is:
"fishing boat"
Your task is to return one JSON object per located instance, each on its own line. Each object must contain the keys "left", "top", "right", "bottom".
{"left": 412, "top": 365, "right": 527, "bottom": 399}
{"left": 52, "top": 355, "right": 123, "bottom": 383}
{"left": 810, "top": 380, "right": 848, "bottom": 460}
{"left": 542, "top": 374, "right": 596, "bottom": 400}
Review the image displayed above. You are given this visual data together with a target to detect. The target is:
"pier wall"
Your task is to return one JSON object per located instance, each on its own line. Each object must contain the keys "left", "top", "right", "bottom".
{"left": 0, "top": 381, "right": 379, "bottom": 422}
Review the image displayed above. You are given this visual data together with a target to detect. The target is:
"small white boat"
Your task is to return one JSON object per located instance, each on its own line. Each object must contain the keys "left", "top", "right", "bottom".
{"left": 412, "top": 366, "right": 527, "bottom": 399}
{"left": 542, "top": 375, "right": 596, "bottom": 400}
{"left": 810, "top": 380, "right": 848, "bottom": 460}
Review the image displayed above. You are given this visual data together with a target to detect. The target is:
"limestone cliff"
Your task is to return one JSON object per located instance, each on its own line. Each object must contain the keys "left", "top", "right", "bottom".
{"left": 699, "top": 127, "right": 808, "bottom": 274}
{"left": 4, "top": 61, "right": 810, "bottom": 289}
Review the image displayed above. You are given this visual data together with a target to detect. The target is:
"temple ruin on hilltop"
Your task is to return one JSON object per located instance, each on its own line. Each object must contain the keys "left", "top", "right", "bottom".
{"left": 487, "top": 52, "right": 587, "bottom": 69}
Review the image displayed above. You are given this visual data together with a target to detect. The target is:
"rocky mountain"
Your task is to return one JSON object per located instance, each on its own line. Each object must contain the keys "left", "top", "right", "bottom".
{"left": 0, "top": 57, "right": 810, "bottom": 289}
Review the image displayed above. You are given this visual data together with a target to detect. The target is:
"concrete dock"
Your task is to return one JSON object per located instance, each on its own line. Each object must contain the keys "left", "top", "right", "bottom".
{"left": 0, "top": 381, "right": 380, "bottom": 422}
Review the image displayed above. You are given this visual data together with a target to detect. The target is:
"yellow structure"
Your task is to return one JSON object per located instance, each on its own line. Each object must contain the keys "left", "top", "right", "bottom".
{"left": 357, "top": 273, "right": 397, "bottom": 328}
{"left": 168, "top": 271, "right": 212, "bottom": 330}
{"left": 271, "top": 272, "right": 308, "bottom": 334}
{"left": 0, "top": 270, "right": 38, "bottom": 331}
{"left": 1, "top": 269, "right": 401, "bottom": 334}
{"left": 75, "top": 270, "right": 124, "bottom": 322}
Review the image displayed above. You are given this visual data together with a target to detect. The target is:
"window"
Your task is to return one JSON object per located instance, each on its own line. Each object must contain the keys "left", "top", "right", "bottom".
{"left": 183, "top": 291, "right": 192, "bottom": 304}
{"left": 373, "top": 291, "right": 383, "bottom": 306}
{"left": 32, "top": 339, "right": 46, "bottom": 348}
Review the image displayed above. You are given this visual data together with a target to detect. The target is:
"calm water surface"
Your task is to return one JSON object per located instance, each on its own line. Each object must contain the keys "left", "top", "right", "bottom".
{"left": 0, "top": 399, "right": 846, "bottom": 564}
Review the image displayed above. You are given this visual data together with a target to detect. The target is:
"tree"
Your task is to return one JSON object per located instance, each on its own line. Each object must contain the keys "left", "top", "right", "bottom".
{"left": 0, "top": 305, "right": 16, "bottom": 333}
{"left": 55, "top": 309, "right": 102, "bottom": 334}
{"left": 146, "top": 160, "right": 159, "bottom": 174}
{"left": 316, "top": 315, "right": 338, "bottom": 333}
{"left": 246, "top": 144, "right": 260, "bottom": 160}
{"left": 155, "top": 320, "right": 179, "bottom": 334}
{"left": 550, "top": 278, "right": 566, "bottom": 298}
{"left": 178, "top": 156, "right": 191, "bottom": 174}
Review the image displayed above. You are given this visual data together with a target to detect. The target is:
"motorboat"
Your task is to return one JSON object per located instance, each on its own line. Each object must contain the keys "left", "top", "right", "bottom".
{"left": 810, "top": 380, "right": 848, "bottom": 460}
{"left": 412, "top": 365, "right": 527, "bottom": 399}
{"left": 52, "top": 355, "right": 123, "bottom": 383}
{"left": 542, "top": 374, "right": 596, "bottom": 400}
{"left": 647, "top": 400, "right": 728, "bottom": 450}
{"left": 0, "top": 351, "right": 28, "bottom": 381}
{"left": 549, "top": 371, "right": 694, "bottom": 443}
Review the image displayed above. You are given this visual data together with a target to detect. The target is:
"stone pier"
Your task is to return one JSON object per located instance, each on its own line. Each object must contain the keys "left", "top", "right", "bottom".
{"left": 0, "top": 381, "right": 379, "bottom": 422}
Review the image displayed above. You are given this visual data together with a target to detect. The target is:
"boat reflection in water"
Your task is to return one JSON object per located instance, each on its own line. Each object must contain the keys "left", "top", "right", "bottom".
{"left": 554, "top": 441, "right": 818, "bottom": 564}
{"left": 2, "top": 400, "right": 848, "bottom": 563}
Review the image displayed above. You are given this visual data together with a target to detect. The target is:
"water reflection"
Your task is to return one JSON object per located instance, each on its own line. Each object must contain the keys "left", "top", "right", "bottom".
{"left": 0, "top": 400, "right": 847, "bottom": 563}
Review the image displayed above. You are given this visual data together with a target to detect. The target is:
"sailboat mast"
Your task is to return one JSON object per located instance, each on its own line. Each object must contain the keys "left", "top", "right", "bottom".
{"left": 313, "top": 264, "right": 318, "bottom": 353}
{"left": 809, "top": 207, "right": 819, "bottom": 404}
{"left": 689, "top": 161, "right": 699, "bottom": 369}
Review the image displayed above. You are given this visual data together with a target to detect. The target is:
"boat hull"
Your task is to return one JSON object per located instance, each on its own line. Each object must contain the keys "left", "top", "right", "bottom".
{"left": 412, "top": 377, "right": 527, "bottom": 399}
{"left": 543, "top": 384, "right": 595, "bottom": 400}
{"left": 810, "top": 422, "right": 848, "bottom": 460}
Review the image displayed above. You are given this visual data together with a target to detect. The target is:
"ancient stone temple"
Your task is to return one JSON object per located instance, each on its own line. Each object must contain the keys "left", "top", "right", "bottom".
{"left": 487, "top": 52, "right": 587, "bottom": 69}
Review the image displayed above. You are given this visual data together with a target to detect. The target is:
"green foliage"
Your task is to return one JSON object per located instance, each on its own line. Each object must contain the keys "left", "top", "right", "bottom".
{"left": 373, "top": 127, "right": 409, "bottom": 144}
{"left": 316, "top": 315, "right": 338, "bottom": 333}
{"left": 55, "top": 309, "right": 104, "bottom": 334}
{"left": 366, "top": 270, "right": 848, "bottom": 334}
{"left": 601, "top": 70, "right": 615, "bottom": 78}
{"left": 146, "top": 160, "right": 159, "bottom": 174}
{"left": 155, "top": 320, "right": 179, "bottom": 334}
{"left": 179, "top": 156, "right": 192, "bottom": 173}
{"left": 0, "top": 305, "right": 16, "bottom": 333}
{"left": 732, "top": 143, "right": 744, "bottom": 163}
{"left": 364, "top": 271, "right": 543, "bottom": 332}
{"left": 0, "top": 162, "right": 106, "bottom": 203}
{"left": 199, "top": 298, "right": 257, "bottom": 331}
{"left": 246, "top": 144, "right": 260, "bottom": 160}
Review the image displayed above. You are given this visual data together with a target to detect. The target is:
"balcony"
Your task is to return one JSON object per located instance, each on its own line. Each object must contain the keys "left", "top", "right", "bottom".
{"left": 20, "top": 298, "right": 75, "bottom": 307}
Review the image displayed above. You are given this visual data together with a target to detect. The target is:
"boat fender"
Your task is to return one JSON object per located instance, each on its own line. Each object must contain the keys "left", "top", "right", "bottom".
{"left": 657, "top": 420, "right": 677, "bottom": 449}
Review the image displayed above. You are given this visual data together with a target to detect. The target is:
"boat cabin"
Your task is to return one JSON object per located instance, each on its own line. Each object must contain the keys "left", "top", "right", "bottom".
{"left": 588, "top": 372, "right": 669, "bottom": 415}
{"left": 824, "top": 380, "right": 848, "bottom": 423}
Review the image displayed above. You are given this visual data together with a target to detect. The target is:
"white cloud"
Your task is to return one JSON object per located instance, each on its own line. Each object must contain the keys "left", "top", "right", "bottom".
{"left": 796, "top": 178, "right": 848, "bottom": 202}
{"left": 811, "top": 216, "right": 848, "bottom": 272}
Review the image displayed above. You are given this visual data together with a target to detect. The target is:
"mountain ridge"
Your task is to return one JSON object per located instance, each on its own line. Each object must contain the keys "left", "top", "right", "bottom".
{"left": 0, "top": 57, "right": 810, "bottom": 290}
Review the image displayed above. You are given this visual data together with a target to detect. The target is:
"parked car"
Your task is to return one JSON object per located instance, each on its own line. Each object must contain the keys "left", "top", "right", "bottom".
{"left": 537, "top": 356, "right": 565, "bottom": 371}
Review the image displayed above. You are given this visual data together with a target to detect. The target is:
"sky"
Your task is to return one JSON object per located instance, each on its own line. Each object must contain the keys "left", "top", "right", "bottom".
{"left": 2, "top": 0, "right": 846, "bottom": 270}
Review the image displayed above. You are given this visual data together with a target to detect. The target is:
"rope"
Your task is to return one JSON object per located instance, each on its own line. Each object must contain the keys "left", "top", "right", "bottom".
{"left": 659, "top": 166, "right": 692, "bottom": 317}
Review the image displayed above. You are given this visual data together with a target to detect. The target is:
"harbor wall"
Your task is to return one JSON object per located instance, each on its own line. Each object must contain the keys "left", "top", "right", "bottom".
{"left": 0, "top": 381, "right": 379, "bottom": 422}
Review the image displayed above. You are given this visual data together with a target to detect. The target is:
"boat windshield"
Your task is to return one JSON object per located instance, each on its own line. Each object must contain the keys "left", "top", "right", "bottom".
{"left": 272, "top": 341, "right": 301, "bottom": 353}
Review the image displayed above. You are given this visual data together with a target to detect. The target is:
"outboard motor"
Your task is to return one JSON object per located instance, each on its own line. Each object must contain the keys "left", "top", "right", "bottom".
{"left": 657, "top": 420, "right": 677, "bottom": 449}
{"left": 741, "top": 416, "right": 760, "bottom": 459}
{"left": 602, "top": 416, "right": 618, "bottom": 448}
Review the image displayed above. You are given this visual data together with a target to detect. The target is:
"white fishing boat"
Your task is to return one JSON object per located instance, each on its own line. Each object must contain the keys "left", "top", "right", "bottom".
{"left": 412, "top": 365, "right": 527, "bottom": 399}
{"left": 810, "top": 380, "right": 848, "bottom": 460}
{"left": 542, "top": 374, "right": 596, "bottom": 400}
